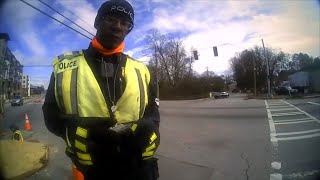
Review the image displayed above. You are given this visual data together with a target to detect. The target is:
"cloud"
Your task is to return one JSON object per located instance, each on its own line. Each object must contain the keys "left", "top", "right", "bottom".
{"left": 138, "top": 55, "right": 150, "bottom": 63}
{"left": 126, "top": 46, "right": 145, "bottom": 57}
{"left": 21, "top": 32, "right": 46, "bottom": 56}
{"left": 3, "top": 0, "right": 319, "bottom": 83}
{"left": 12, "top": 50, "right": 52, "bottom": 88}
{"left": 29, "top": 74, "right": 52, "bottom": 88}
{"left": 248, "top": 1, "right": 320, "bottom": 56}
{"left": 56, "top": 0, "right": 97, "bottom": 35}
{"left": 143, "top": 0, "right": 320, "bottom": 74}
{"left": 1, "top": 0, "right": 41, "bottom": 28}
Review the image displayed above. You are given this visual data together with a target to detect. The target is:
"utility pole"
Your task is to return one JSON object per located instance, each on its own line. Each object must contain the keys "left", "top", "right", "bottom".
{"left": 262, "top": 39, "right": 271, "bottom": 97}
{"left": 252, "top": 51, "right": 257, "bottom": 97}
{"left": 154, "top": 45, "right": 159, "bottom": 99}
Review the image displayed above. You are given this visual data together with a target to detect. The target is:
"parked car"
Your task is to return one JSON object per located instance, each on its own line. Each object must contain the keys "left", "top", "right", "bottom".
{"left": 275, "top": 86, "right": 298, "bottom": 95}
{"left": 221, "top": 92, "right": 229, "bottom": 98}
{"left": 11, "top": 96, "right": 23, "bottom": 106}
{"left": 212, "top": 92, "right": 229, "bottom": 98}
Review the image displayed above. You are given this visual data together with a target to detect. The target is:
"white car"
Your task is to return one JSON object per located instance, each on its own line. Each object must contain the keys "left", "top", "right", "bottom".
{"left": 213, "top": 92, "right": 229, "bottom": 98}
{"left": 221, "top": 92, "right": 229, "bottom": 98}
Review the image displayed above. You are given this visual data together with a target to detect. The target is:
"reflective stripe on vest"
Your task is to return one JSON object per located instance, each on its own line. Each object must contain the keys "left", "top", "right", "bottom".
{"left": 53, "top": 51, "right": 150, "bottom": 123}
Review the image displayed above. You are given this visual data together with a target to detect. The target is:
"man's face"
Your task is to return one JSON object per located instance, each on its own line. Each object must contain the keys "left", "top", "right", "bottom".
{"left": 96, "top": 15, "right": 132, "bottom": 49}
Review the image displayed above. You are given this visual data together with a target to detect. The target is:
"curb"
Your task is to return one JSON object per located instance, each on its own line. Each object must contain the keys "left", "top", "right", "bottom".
{"left": 245, "top": 95, "right": 320, "bottom": 100}
{"left": 284, "top": 95, "right": 320, "bottom": 100}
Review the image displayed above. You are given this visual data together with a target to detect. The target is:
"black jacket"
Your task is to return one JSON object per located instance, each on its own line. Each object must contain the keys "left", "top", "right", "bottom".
{"left": 43, "top": 44, "right": 160, "bottom": 138}
{"left": 42, "top": 45, "right": 160, "bottom": 179}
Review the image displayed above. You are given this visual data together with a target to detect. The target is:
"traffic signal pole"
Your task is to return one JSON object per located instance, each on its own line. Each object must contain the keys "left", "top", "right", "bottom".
{"left": 262, "top": 39, "right": 271, "bottom": 97}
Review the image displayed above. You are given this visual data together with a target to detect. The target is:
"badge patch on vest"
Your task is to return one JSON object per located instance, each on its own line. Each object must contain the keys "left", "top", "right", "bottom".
{"left": 57, "top": 60, "right": 78, "bottom": 73}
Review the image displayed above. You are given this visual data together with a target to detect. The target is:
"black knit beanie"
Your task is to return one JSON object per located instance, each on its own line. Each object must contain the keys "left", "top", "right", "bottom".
{"left": 94, "top": 0, "right": 134, "bottom": 32}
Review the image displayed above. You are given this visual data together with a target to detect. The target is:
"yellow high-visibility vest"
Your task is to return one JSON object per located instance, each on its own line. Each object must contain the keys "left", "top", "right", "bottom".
{"left": 52, "top": 51, "right": 150, "bottom": 124}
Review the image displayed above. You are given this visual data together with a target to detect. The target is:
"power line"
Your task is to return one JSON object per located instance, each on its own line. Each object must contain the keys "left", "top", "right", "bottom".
{"left": 19, "top": 0, "right": 92, "bottom": 40}
{"left": 38, "top": 0, "right": 95, "bottom": 37}
{"left": 23, "top": 65, "right": 51, "bottom": 67}
{"left": 56, "top": 1, "right": 96, "bottom": 32}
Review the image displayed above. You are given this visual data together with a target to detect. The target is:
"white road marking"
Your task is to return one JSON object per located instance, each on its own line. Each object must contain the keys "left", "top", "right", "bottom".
{"left": 283, "top": 169, "right": 320, "bottom": 179}
{"left": 274, "top": 119, "right": 315, "bottom": 125}
{"left": 269, "top": 108, "right": 296, "bottom": 112}
{"left": 267, "top": 105, "right": 294, "bottom": 109}
{"left": 267, "top": 101, "right": 282, "bottom": 180}
{"left": 268, "top": 103, "right": 287, "bottom": 106}
{"left": 277, "top": 133, "right": 320, "bottom": 141}
{"left": 268, "top": 103, "right": 289, "bottom": 106}
{"left": 271, "top": 162, "right": 281, "bottom": 170}
{"left": 275, "top": 129, "right": 320, "bottom": 136}
{"left": 268, "top": 100, "right": 320, "bottom": 179}
{"left": 265, "top": 101, "right": 278, "bottom": 144}
{"left": 272, "top": 112, "right": 304, "bottom": 116}
{"left": 281, "top": 100, "right": 320, "bottom": 124}
{"left": 307, "top": 102, "right": 320, "bottom": 106}
{"left": 273, "top": 117, "right": 312, "bottom": 123}
{"left": 270, "top": 173, "right": 282, "bottom": 180}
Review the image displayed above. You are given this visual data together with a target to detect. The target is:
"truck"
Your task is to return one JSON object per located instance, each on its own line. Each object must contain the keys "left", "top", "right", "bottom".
{"left": 288, "top": 71, "right": 309, "bottom": 93}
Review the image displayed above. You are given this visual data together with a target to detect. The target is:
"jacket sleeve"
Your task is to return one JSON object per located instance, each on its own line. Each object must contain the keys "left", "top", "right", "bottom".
{"left": 142, "top": 69, "right": 160, "bottom": 127}
{"left": 42, "top": 73, "right": 66, "bottom": 139}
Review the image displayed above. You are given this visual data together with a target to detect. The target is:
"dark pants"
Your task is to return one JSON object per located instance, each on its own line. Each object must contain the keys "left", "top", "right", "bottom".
{"left": 81, "top": 158, "right": 159, "bottom": 180}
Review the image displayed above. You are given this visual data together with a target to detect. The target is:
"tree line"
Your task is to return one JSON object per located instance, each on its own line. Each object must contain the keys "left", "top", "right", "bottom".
{"left": 230, "top": 47, "right": 320, "bottom": 93}
{"left": 144, "top": 30, "right": 227, "bottom": 100}
{"left": 143, "top": 29, "right": 319, "bottom": 99}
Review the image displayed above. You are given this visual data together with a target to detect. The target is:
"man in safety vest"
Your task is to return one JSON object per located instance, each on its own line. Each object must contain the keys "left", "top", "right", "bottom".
{"left": 42, "top": 0, "right": 160, "bottom": 179}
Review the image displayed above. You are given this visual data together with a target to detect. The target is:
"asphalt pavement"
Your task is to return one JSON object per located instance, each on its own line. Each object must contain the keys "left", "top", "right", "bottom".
{"left": 158, "top": 94, "right": 270, "bottom": 180}
{"left": 266, "top": 98, "right": 320, "bottom": 180}
{"left": 0, "top": 94, "right": 319, "bottom": 180}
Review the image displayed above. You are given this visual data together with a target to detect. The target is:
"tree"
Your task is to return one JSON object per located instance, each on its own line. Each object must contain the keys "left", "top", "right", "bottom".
{"left": 314, "top": 57, "right": 320, "bottom": 66}
{"left": 230, "top": 46, "right": 284, "bottom": 91}
{"left": 230, "top": 44, "right": 317, "bottom": 93}
{"left": 223, "top": 70, "right": 233, "bottom": 91}
{"left": 231, "top": 49, "right": 263, "bottom": 90}
{"left": 145, "top": 29, "right": 194, "bottom": 87}
{"left": 291, "top": 53, "right": 314, "bottom": 70}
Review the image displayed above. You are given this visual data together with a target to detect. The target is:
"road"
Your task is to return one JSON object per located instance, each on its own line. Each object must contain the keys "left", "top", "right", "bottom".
{"left": 0, "top": 95, "right": 319, "bottom": 180}
{"left": 266, "top": 98, "right": 320, "bottom": 180}
{"left": 158, "top": 95, "right": 270, "bottom": 180}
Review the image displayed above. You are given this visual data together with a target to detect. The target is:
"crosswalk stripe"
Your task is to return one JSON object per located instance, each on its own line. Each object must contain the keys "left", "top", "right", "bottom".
{"left": 269, "top": 108, "right": 297, "bottom": 112}
{"left": 275, "top": 129, "right": 320, "bottom": 136}
{"left": 274, "top": 119, "right": 315, "bottom": 125}
{"left": 307, "top": 102, "right": 320, "bottom": 106}
{"left": 277, "top": 133, "right": 320, "bottom": 141}
{"left": 272, "top": 112, "right": 304, "bottom": 116}
{"left": 273, "top": 117, "right": 312, "bottom": 123}
{"left": 268, "top": 105, "right": 292, "bottom": 108}
{"left": 281, "top": 100, "right": 320, "bottom": 124}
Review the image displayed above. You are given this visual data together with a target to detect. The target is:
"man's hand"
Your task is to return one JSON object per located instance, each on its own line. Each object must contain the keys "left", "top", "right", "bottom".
{"left": 121, "top": 118, "right": 160, "bottom": 160}
{"left": 69, "top": 119, "right": 160, "bottom": 167}
{"left": 65, "top": 125, "right": 122, "bottom": 167}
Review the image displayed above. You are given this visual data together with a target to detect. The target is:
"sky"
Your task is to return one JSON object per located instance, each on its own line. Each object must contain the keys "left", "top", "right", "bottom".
{"left": 0, "top": 0, "right": 319, "bottom": 88}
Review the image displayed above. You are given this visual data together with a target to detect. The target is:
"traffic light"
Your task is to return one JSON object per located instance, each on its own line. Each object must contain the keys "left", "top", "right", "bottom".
{"left": 213, "top": 46, "right": 218, "bottom": 57}
{"left": 193, "top": 50, "right": 199, "bottom": 60}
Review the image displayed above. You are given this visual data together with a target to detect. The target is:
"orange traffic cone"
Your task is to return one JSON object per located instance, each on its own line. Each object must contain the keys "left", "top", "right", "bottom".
{"left": 24, "top": 113, "right": 32, "bottom": 131}
{"left": 72, "top": 165, "right": 84, "bottom": 180}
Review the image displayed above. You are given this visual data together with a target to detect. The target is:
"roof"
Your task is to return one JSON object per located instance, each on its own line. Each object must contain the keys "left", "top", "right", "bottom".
{"left": 0, "top": 33, "right": 10, "bottom": 41}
